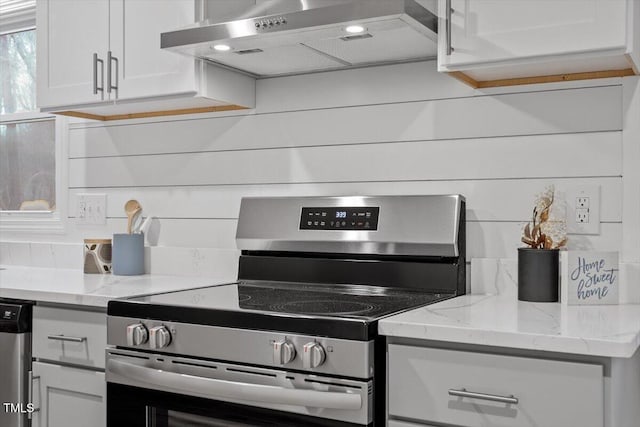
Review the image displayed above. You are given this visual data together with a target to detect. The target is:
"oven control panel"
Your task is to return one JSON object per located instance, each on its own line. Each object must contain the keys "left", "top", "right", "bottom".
{"left": 300, "top": 207, "right": 379, "bottom": 230}
{"left": 109, "top": 316, "right": 374, "bottom": 379}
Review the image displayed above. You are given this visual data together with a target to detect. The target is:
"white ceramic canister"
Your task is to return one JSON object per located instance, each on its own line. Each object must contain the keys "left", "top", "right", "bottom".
{"left": 84, "top": 238, "right": 112, "bottom": 274}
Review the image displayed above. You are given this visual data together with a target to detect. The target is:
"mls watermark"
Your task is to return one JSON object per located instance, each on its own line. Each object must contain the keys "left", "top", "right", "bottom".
{"left": 3, "top": 402, "right": 36, "bottom": 414}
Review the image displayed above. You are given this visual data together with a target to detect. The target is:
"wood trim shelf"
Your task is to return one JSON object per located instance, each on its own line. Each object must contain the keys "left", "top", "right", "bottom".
{"left": 56, "top": 105, "right": 248, "bottom": 121}
{"left": 449, "top": 68, "right": 637, "bottom": 89}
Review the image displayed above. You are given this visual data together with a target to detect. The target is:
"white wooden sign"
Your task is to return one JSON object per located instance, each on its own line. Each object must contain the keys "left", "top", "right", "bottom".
{"left": 560, "top": 251, "right": 619, "bottom": 305}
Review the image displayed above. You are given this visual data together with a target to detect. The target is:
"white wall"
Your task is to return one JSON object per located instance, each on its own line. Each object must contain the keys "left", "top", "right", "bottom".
{"left": 1, "top": 61, "right": 638, "bottom": 292}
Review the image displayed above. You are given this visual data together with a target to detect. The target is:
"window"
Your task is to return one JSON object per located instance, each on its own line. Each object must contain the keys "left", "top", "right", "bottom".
{"left": 1, "top": 28, "right": 35, "bottom": 113}
{"left": 0, "top": 0, "right": 65, "bottom": 232}
{"left": 1, "top": 118, "right": 56, "bottom": 211}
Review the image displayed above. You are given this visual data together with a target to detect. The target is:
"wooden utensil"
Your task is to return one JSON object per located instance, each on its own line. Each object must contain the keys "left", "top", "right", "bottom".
{"left": 124, "top": 199, "right": 142, "bottom": 234}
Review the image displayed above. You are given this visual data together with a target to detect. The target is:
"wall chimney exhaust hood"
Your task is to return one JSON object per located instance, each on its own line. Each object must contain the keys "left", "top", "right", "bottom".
{"left": 161, "top": 0, "right": 438, "bottom": 78}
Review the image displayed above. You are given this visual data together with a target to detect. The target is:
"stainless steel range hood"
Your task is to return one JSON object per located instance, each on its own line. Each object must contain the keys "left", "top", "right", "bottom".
{"left": 161, "top": 0, "right": 438, "bottom": 77}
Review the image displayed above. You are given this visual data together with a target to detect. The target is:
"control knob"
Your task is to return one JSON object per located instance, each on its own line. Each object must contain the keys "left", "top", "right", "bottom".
{"left": 126, "top": 324, "right": 148, "bottom": 346}
{"left": 149, "top": 325, "right": 172, "bottom": 349}
{"left": 302, "top": 342, "right": 326, "bottom": 369}
{"left": 273, "top": 340, "right": 296, "bottom": 365}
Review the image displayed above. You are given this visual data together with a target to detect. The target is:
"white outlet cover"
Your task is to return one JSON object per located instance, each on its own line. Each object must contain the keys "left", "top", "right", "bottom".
{"left": 565, "top": 185, "right": 600, "bottom": 235}
{"left": 76, "top": 193, "right": 107, "bottom": 225}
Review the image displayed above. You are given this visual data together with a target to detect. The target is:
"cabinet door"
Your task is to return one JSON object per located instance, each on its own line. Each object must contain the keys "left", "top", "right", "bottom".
{"left": 108, "top": 0, "right": 197, "bottom": 101}
{"left": 36, "top": 0, "right": 110, "bottom": 108}
{"left": 31, "top": 362, "right": 105, "bottom": 427}
{"left": 438, "top": 0, "right": 628, "bottom": 70}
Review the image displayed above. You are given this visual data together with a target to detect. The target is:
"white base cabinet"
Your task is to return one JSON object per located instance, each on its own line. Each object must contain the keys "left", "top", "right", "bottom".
{"left": 30, "top": 306, "right": 107, "bottom": 427}
{"left": 31, "top": 361, "right": 106, "bottom": 427}
{"left": 32, "top": 306, "right": 107, "bottom": 369}
{"left": 389, "top": 345, "right": 604, "bottom": 427}
{"left": 387, "top": 341, "right": 640, "bottom": 427}
{"left": 388, "top": 344, "right": 604, "bottom": 427}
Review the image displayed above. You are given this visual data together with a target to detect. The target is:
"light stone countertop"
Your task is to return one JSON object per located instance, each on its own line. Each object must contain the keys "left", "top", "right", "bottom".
{"left": 379, "top": 293, "right": 640, "bottom": 358}
{"left": 0, "top": 265, "right": 233, "bottom": 308}
{"left": 5, "top": 261, "right": 640, "bottom": 358}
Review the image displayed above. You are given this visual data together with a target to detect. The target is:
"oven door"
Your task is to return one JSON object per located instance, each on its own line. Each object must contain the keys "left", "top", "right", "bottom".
{"left": 106, "top": 349, "right": 372, "bottom": 427}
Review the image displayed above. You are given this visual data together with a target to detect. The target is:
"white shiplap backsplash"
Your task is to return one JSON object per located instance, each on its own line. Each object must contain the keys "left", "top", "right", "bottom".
{"left": 2, "top": 61, "right": 638, "bottom": 297}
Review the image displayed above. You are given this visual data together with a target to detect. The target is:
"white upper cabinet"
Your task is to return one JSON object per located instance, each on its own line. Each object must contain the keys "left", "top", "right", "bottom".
{"left": 36, "top": 0, "right": 110, "bottom": 108}
{"left": 36, "top": 0, "right": 255, "bottom": 120}
{"left": 108, "top": 0, "right": 197, "bottom": 101}
{"left": 440, "top": 0, "right": 626, "bottom": 67}
{"left": 438, "top": 0, "right": 639, "bottom": 86}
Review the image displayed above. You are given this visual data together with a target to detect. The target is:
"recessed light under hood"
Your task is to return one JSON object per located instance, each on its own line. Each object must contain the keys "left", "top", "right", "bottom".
{"left": 161, "top": 0, "right": 438, "bottom": 78}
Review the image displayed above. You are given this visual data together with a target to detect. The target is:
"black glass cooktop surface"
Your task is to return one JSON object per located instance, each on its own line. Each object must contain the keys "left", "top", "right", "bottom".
{"left": 109, "top": 281, "right": 455, "bottom": 340}
{"left": 239, "top": 281, "right": 451, "bottom": 319}
{"left": 127, "top": 281, "right": 451, "bottom": 320}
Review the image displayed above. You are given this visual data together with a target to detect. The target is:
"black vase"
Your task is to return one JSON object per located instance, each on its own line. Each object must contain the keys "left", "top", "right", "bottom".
{"left": 518, "top": 248, "right": 559, "bottom": 302}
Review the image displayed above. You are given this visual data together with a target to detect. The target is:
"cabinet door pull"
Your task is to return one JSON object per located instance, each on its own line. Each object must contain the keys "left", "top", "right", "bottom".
{"left": 47, "top": 334, "right": 87, "bottom": 343}
{"left": 107, "top": 50, "right": 119, "bottom": 96}
{"left": 448, "top": 388, "right": 518, "bottom": 405}
{"left": 93, "top": 53, "right": 105, "bottom": 99}
{"left": 27, "top": 370, "right": 40, "bottom": 420}
{"left": 445, "top": 0, "right": 454, "bottom": 55}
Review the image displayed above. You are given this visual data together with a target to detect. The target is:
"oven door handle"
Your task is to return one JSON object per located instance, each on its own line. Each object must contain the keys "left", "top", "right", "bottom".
{"left": 108, "top": 359, "right": 362, "bottom": 410}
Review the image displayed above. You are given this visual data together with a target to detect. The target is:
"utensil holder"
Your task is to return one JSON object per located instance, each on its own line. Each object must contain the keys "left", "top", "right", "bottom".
{"left": 112, "top": 233, "right": 145, "bottom": 276}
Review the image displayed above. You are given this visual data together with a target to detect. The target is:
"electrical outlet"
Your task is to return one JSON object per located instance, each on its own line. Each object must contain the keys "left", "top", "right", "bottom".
{"left": 576, "top": 208, "right": 589, "bottom": 223}
{"left": 77, "top": 193, "right": 107, "bottom": 225}
{"left": 576, "top": 197, "right": 590, "bottom": 209}
{"left": 566, "top": 185, "right": 600, "bottom": 235}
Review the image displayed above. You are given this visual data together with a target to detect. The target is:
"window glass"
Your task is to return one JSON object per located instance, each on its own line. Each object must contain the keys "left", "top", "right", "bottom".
{"left": 0, "top": 4, "right": 60, "bottom": 229}
{"left": 0, "top": 119, "right": 56, "bottom": 211}
{"left": 0, "top": 29, "right": 36, "bottom": 114}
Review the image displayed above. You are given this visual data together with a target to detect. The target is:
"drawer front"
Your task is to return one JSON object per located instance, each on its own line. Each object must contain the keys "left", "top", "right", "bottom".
{"left": 388, "top": 345, "right": 603, "bottom": 427}
{"left": 33, "top": 306, "right": 106, "bottom": 369}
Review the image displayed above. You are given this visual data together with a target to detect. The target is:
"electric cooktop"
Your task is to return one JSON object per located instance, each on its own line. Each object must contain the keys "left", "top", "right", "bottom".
{"left": 109, "top": 281, "right": 454, "bottom": 340}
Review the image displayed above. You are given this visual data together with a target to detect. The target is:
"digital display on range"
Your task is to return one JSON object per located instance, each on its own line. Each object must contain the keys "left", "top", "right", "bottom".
{"left": 300, "top": 207, "right": 379, "bottom": 230}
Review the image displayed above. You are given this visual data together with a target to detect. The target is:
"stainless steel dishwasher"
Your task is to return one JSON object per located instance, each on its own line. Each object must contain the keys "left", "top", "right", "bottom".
{"left": 0, "top": 300, "right": 33, "bottom": 427}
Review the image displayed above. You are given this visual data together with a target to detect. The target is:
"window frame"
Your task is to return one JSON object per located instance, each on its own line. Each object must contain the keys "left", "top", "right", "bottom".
{"left": 0, "top": 2, "right": 66, "bottom": 233}
{"left": 0, "top": 0, "right": 35, "bottom": 35}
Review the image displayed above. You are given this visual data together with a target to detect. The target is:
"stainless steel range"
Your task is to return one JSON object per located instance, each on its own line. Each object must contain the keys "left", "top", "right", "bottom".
{"left": 106, "top": 195, "right": 466, "bottom": 427}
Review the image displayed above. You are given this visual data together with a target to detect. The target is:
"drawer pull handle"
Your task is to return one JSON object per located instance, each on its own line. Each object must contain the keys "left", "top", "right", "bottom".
{"left": 47, "top": 335, "right": 87, "bottom": 343}
{"left": 448, "top": 388, "right": 519, "bottom": 405}
{"left": 27, "top": 371, "right": 40, "bottom": 420}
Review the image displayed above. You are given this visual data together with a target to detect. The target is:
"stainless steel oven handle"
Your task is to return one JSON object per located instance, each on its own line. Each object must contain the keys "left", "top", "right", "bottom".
{"left": 108, "top": 359, "right": 362, "bottom": 411}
